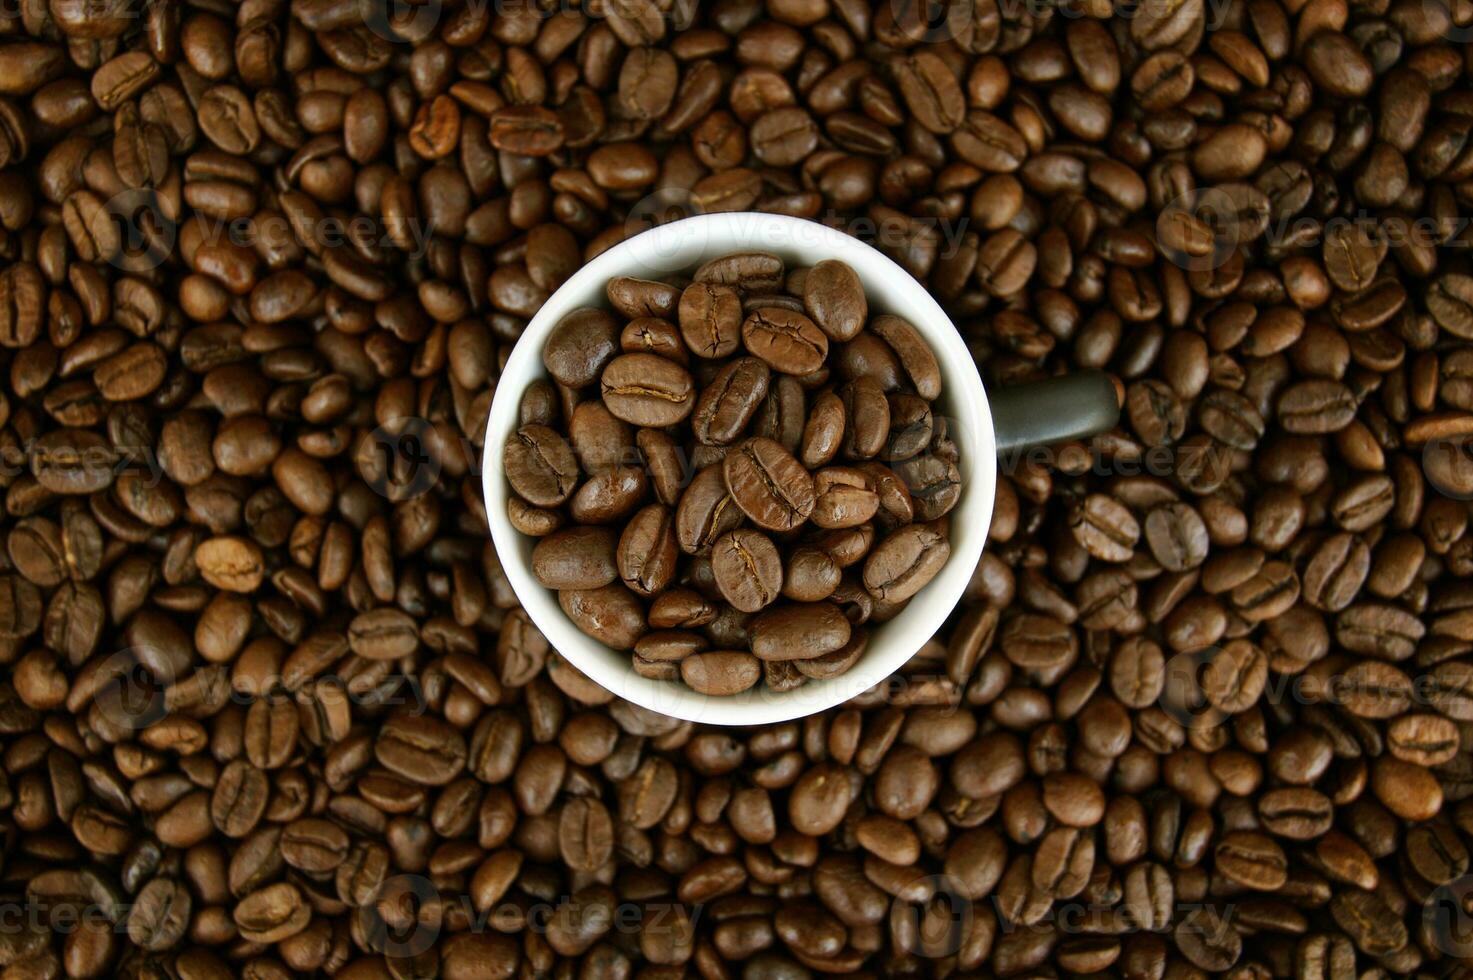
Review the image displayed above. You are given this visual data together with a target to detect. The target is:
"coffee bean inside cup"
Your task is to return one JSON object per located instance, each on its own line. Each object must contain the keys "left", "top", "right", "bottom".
{"left": 507, "top": 254, "right": 959, "bottom": 695}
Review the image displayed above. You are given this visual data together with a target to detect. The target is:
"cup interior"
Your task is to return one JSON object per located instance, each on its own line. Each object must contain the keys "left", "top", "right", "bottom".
{"left": 484, "top": 213, "right": 996, "bottom": 725}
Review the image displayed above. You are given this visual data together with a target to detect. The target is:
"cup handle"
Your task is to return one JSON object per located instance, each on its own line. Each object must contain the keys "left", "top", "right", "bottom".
{"left": 989, "top": 370, "right": 1121, "bottom": 455}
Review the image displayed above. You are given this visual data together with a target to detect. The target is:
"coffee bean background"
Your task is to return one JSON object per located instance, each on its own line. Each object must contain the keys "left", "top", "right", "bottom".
{"left": 1, "top": 0, "right": 1472, "bottom": 976}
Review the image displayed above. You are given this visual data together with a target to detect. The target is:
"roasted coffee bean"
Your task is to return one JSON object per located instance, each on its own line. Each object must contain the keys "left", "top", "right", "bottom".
{"left": 127, "top": 877, "right": 192, "bottom": 951}
{"left": 1214, "top": 831, "right": 1288, "bottom": 891}
{"left": 506, "top": 425, "right": 580, "bottom": 508}
{"left": 803, "top": 260, "right": 867, "bottom": 342}
{"left": 893, "top": 454, "right": 961, "bottom": 521}
{"left": 679, "top": 283, "right": 743, "bottom": 359}
{"left": 741, "top": 307, "right": 828, "bottom": 376}
{"left": 681, "top": 651, "right": 762, "bottom": 695}
{"left": 750, "top": 603, "right": 852, "bottom": 662}
{"left": 723, "top": 437, "right": 816, "bottom": 533}
{"left": 599, "top": 354, "right": 696, "bottom": 427}
{"left": 871, "top": 316, "right": 942, "bottom": 401}
{"left": 696, "top": 252, "right": 784, "bottom": 292}
{"left": 864, "top": 525, "right": 950, "bottom": 603}
{"left": 559, "top": 584, "right": 647, "bottom": 650}
{"left": 710, "top": 529, "right": 783, "bottom": 614}
{"left": 545, "top": 308, "right": 618, "bottom": 389}
{"left": 692, "top": 357, "right": 770, "bottom": 446}
{"left": 618, "top": 504, "right": 679, "bottom": 596}
{"left": 532, "top": 527, "right": 619, "bottom": 590}
{"left": 376, "top": 714, "right": 467, "bottom": 786}
{"left": 839, "top": 376, "right": 891, "bottom": 460}
{"left": 675, "top": 465, "right": 744, "bottom": 555}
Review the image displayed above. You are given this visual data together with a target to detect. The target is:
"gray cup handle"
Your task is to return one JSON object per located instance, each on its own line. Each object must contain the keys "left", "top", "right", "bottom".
{"left": 990, "top": 371, "right": 1121, "bottom": 455}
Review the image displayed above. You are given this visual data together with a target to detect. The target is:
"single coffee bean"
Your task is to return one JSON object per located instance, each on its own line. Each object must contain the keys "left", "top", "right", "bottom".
{"left": 723, "top": 437, "right": 816, "bottom": 532}
{"left": 692, "top": 357, "right": 771, "bottom": 446}
{"left": 681, "top": 651, "right": 762, "bottom": 695}
{"left": 608, "top": 277, "right": 681, "bottom": 319}
{"left": 801, "top": 391, "right": 847, "bottom": 468}
{"left": 893, "top": 454, "right": 961, "bottom": 521}
{"left": 870, "top": 315, "right": 941, "bottom": 400}
{"left": 695, "top": 252, "right": 785, "bottom": 291}
{"left": 679, "top": 283, "right": 744, "bottom": 358}
{"left": 232, "top": 882, "right": 310, "bottom": 945}
{"left": 741, "top": 307, "right": 828, "bottom": 376}
{"left": 1213, "top": 831, "right": 1288, "bottom": 890}
{"left": 633, "top": 630, "right": 707, "bottom": 662}
{"left": 617, "top": 504, "right": 679, "bottom": 596}
{"left": 803, "top": 260, "right": 867, "bottom": 342}
{"left": 127, "top": 878, "right": 192, "bottom": 951}
{"left": 559, "top": 584, "right": 647, "bottom": 650}
{"left": 864, "top": 525, "right": 950, "bottom": 603}
{"left": 532, "top": 527, "right": 619, "bottom": 590}
{"left": 506, "top": 425, "right": 580, "bottom": 508}
{"left": 711, "top": 529, "right": 783, "bottom": 613}
{"left": 750, "top": 603, "right": 852, "bottom": 662}
{"left": 839, "top": 376, "right": 890, "bottom": 460}
{"left": 600, "top": 353, "right": 696, "bottom": 426}
{"left": 376, "top": 713, "right": 467, "bottom": 786}
{"left": 676, "top": 465, "right": 744, "bottom": 555}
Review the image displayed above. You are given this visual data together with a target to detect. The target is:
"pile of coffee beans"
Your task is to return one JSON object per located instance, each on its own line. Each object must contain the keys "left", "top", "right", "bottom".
{"left": 2, "top": 0, "right": 1473, "bottom": 975}
{"left": 505, "top": 253, "right": 958, "bottom": 695}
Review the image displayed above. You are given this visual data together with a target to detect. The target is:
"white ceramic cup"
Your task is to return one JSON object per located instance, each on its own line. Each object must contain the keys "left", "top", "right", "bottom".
{"left": 484, "top": 213, "right": 1116, "bottom": 725}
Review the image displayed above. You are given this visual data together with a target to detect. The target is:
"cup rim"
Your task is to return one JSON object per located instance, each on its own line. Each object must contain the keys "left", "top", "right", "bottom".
{"left": 484, "top": 213, "right": 996, "bottom": 725}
